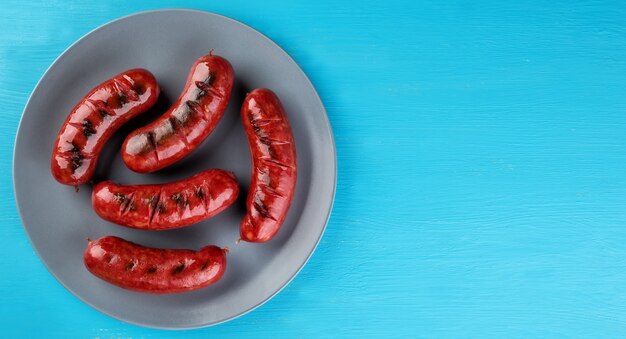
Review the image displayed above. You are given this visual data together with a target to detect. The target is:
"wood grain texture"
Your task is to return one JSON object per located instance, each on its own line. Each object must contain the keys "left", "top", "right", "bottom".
{"left": 3, "top": 0, "right": 626, "bottom": 337}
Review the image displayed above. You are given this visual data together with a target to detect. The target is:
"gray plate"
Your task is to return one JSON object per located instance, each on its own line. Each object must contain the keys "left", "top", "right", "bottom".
{"left": 13, "top": 9, "right": 336, "bottom": 329}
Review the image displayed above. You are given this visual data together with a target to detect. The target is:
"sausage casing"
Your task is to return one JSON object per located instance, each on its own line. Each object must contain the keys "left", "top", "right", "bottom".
{"left": 84, "top": 236, "right": 227, "bottom": 293}
{"left": 240, "top": 89, "right": 297, "bottom": 242}
{"left": 51, "top": 69, "right": 159, "bottom": 185}
{"left": 92, "top": 169, "right": 239, "bottom": 230}
{"left": 122, "top": 54, "right": 234, "bottom": 173}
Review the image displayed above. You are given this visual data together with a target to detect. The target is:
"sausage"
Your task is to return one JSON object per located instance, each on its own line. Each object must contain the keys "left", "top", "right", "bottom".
{"left": 240, "top": 89, "right": 297, "bottom": 242}
{"left": 51, "top": 69, "right": 159, "bottom": 186}
{"left": 122, "top": 53, "right": 234, "bottom": 173}
{"left": 84, "top": 236, "right": 227, "bottom": 293}
{"left": 92, "top": 169, "right": 239, "bottom": 230}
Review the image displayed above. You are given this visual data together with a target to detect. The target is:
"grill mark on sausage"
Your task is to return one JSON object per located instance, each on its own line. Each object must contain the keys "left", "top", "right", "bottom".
{"left": 194, "top": 77, "right": 223, "bottom": 100}
{"left": 118, "top": 192, "right": 136, "bottom": 216}
{"left": 122, "top": 74, "right": 146, "bottom": 96}
{"left": 169, "top": 116, "right": 190, "bottom": 149}
{"left": 85, "top": 99, "right": 114, "bottom": 117}
{"left": 258, "top": 136, "right": 291, "bottom": 146}
{"left": 258, "top": 183, "right": 285, "bottom": 198}
{"left": 194, "top": 185, "right": 204, "bottom": 199}
{"left": 194, "top": 73, "right": 215, "bottom": 98}
{"left": 171, "top": 192, "right": 189, "bottom": 216}
{"left": 114, "top": 192, "right": 128, "bottom": 215}
{"left": 196, "top": 87, "right": 223, "bottom": 100}
{"left": 196, "top": 184, "right": 209, "bottom": 211}
{"left": 120, "top": 192, "right": 137, "bottom": 216}
{"left": 195, "top": 80, "right": 210, "bottom": 95}
{"left": 82, "top": 119, "right": 96, "bottom": 137}
{"left": 146, "top": 131, "right": 159, "bottom": 162}
{"left": 125, "top": 259, "right": 137, "bottom": 272}
{"left": 148, "top": 188, "right": 163, "bottom": 226}
{"left": 69, "top": 153, "right": 83, "bottom": 171}
{"left": 186, "top": 100, "right": 211, "bottom": 123}
{"left": 133, "top": 82, "right": 146, "bottom": 95}
{"left": 69, "top": 142, "right": 80, "bottom": 153}
{"left": 58, "top": 145, "right": 94, "bottom": 173}
{"left": 153, "top": 119, "right": 179, "bottom": 146}
{"left": 250, "top": 118, "right": 281, "bottom": 127}
{"left": 83, "top": 100, "right": 109, "bottom": 120}
{"left": 260, "top": 157, "right": 295, "bottom": 170}
{"left": 253, "top": 200, "right": 275, "bottom": 220}
{"left": 67, "top": 120, "right": 97, "bottom": 137}
{"left": 172, "top": 263, "right": 186, "bottom": 275}
{"left": 97, "top": 109, "right": 110, "bottom": 119}
{"left": 85, "top": 98, "right": 105, "bottom": 108}
{"left": 172, "top": 106, "right": 192, "bottom": 127}
{"left": 113, "top": 77, "right": 139, "bottom": 101}
{"left": 186, "top": 100, "right": 201, "bottom": 112}
{"left": 58, "top": 141, "right": 93, "bottom": 158}
{"left": 168, "top": 116, "right": 178, "bottom": 133}
{"left": 185, "top": 100, "right": 208, "bottom": 121}
{"left": 65, "top": 141, "right": 85, "bottom": 171}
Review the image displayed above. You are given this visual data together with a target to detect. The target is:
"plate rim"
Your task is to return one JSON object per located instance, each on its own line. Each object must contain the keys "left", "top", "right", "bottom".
{"left": 12, "top": 8, "right": 337, "bottom": 330}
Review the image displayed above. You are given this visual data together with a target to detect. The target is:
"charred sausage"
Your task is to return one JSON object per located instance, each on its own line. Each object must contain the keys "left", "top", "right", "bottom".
{"left": 51, "top": 69, "right": 159, "bottom": 186}
{"left": 240, "top": 89, "right": 297, "bottom": 242}
{"left": 92, "top": 169, "right": 239, "bottom": 230}
{"left": 84, "top": 236, "right": 227, "bottom": 293}
{"left": 122, "top": 53, "right": 234, "bottom": 173}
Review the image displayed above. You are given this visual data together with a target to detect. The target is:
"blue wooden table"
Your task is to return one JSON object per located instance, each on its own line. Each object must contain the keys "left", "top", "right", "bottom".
{"left": 3, "top": 1, "right": 626, "bottom": 337}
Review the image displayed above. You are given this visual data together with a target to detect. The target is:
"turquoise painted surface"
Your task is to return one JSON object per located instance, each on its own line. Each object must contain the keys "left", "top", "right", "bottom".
{"left": 3, "top": 0, "right": 626, "bottom": 337}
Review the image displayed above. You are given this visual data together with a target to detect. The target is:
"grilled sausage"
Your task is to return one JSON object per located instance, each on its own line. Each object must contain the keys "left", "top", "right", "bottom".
{"left": 122, "top": 53, "right": 234, "bottom": 173}
{"left": 239, "top": 89, "right": 297, "bottom": 242}
{"left": 51, "top": 69, "right": 159, "bottom": 186}
{"left": 84, "top": 236, "right": 227, "bottom": 293}
{"left": 92, "top": 169, "right": 239, "bottom": 230}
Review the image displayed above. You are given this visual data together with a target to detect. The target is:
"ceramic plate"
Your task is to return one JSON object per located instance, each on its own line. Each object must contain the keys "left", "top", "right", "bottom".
{"left": 13, "top": 9, "right": 335, "bottom": 329}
